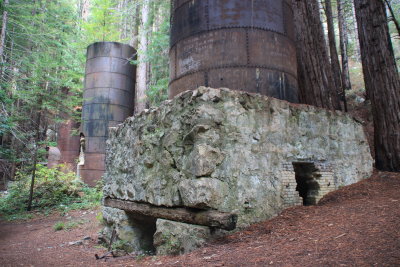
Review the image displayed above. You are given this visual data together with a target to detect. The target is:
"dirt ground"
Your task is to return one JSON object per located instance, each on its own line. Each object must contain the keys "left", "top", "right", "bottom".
{"left": 1, "top": 171, "right": 399, "bottom": 267}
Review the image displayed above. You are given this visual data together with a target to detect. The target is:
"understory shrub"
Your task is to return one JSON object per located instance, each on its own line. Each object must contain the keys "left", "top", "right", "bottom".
{"left": 53, "top": 219, "right": 88, "bottom": 231}
{"left": 0, "top": 164, "right": 102, "bottom": 220}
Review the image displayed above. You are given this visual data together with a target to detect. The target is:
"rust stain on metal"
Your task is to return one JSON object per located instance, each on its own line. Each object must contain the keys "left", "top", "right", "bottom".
{"left": 169, "top": 0, "right": 298, "bottom": 102}
{"left": 81, "top": 42, "right": 136, "bottom": 186}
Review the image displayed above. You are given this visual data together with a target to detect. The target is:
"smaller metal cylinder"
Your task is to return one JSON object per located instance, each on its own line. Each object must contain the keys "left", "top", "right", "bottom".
{"left": 81, "top": 42, "right": 136, "bottom": 186}
{"left": 57, "top": 120, "right": 80, "bottom": 171}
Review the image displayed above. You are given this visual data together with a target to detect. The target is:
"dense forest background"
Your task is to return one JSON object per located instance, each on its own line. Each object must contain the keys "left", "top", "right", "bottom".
{"left": 0, "top": 0, "right": 399, "bottom": 199}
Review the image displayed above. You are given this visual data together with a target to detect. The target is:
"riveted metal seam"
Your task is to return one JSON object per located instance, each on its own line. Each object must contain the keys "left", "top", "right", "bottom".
{"left": 83, "top": 87, "right": 135, "bottom": 96}
{"left": 174, "top": 46, "right": 177, "bottom": 79}
{"left": 205, "top": 0, "right": 209, "bottom": 30}
{"left": 172, "top": 0, "right": 294, "bottom": 15}
{"left": 84, "top": 87, "right": 135, "bottom": 94}
{"left": 282, "top": 0, "right": 287, "bottom": 36}
{"left": 86, "top": 55, "right": 136, "bottom": 61}
{"left": 170, "top": 26, "right": 296, "bottom": 51}
{"left": 169, "top": 65, "right": 298, "bottom": 86}
{"left": 82, "top": 103, "right": 133, "bottom": 109}
{"left": 246, "top": 29, "right": 250, "bottom": 65}
{"left": 84, "top": 71, "right": 136, "bottom": 81}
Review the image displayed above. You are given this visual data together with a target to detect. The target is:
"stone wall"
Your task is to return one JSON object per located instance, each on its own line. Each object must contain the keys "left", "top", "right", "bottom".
{"left": 102, "top": 87, "right": 373, "bottom": 254}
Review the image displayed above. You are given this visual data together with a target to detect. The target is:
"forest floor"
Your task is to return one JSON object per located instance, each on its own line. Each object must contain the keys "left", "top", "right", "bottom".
{"left": 0, "top": 170, "right": 399, "bottom": 267}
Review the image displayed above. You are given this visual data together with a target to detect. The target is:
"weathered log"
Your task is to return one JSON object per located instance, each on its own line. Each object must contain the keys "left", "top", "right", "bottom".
{"left": 104, "top": 198, "right": 238, "bottom": 231}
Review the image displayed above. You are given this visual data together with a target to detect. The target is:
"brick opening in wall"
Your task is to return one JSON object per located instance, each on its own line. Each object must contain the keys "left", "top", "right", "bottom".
{"left": 293, "top": 162, "right": 321, "bottom": 206}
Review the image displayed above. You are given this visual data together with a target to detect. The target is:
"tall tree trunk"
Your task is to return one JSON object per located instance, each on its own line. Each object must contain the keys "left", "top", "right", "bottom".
{"left": 337, "top": 0, "right": 351, "bottom": 111}
{"left": 9, "top": 133, "right": 18, "bottom": 181}
{"left": 325, "top": 0, "right": 343, "bottom": 95}
{"left": 135, "top": 0, "right": 149, "bottom": 113}
{"left": 129, "top": 3, "right": 140, "bottom": 49}
{"left": 117, "top": 0, "right": 125, "bottom": 40}
{"left": 81, "top": 0, "right": 90, "bottom": 21}
{"left": 292, "top": 0, "right": 342, "bottom": 111}
{"left": 120, "top": 0, "right": 130, "bottom": 40}
{"left": 354, "top": 0, "right": 400, "bottom": 172}
{"left": 27, "top": 106, "right": 42, "bottom": 211}
{"left": 351, "top": 3, "right": 361, "bottom": 62}
{"left": 0, "top": 0, "right": 9, "bottom": 70}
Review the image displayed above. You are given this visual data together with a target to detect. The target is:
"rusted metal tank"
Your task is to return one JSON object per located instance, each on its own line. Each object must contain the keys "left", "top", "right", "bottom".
{"left": 57, "top": 119, "right": 80, "bottom": 170}
{"left": 169, "top": 0, "right": 298, "bottom": 102}
{"left": 81, "top": 42, "right": 136, "bottom": 186}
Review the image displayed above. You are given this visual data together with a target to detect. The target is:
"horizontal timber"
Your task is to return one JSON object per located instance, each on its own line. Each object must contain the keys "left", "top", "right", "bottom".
{"left": 104, "top": 198, "right": 238, "bottom": 231}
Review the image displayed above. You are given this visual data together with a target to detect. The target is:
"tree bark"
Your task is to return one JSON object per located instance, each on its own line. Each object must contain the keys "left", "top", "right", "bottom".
{"left": 325, "top": 0, "right": 343, "bottom": 95}
{"left": 337, "top": 0, "right": 352, "bottom": 91}
{"left": 351, "top": 3, "right": 362, "bottom": 62}
{"left": 129, "top": 3, "right": 140, "bottom": 49}
{"left": 27, "top": 106, "right": 42, "bottom": 211}
{"left": 337, "top": 0, "right": 351, "bottom": 112}
{"left": 0, "top": 0, "right": 9, "bottom": 66}
{"left": 354, "top": 0, "right": 400, "bottom": 171}
{"left": 135, "top": 0, "right": 149, "bottom": 114}
{"left": 292, "top": 0, "right": 341, "bottom": 111}
{"left": 104, "top": 198, "right": 238, "bottom": 231}
{"left": 80, "top": 0, "right": 91, "bottom": 21}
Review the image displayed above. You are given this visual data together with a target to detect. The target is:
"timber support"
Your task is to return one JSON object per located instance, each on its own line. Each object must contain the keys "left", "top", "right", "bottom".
{"left": 104, "top": 198, "right": 238, "bottom": 231}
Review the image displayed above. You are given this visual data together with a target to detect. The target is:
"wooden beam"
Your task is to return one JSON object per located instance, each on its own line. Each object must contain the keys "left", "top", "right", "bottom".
{"left": 104, "top": 198, "right": 238, "bottom": 231}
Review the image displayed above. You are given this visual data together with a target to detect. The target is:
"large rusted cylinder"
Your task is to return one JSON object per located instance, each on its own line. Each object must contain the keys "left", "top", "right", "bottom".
{"left": 169, "top": 0, "right": 298, "bottom": 102}
{"left": 81, "top": 42, "right": 136, "bottom": 186}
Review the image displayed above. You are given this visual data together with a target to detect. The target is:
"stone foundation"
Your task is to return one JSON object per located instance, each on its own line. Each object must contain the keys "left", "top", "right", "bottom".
{"left": 102, "top": 87, "right": 373, "bottom": 254}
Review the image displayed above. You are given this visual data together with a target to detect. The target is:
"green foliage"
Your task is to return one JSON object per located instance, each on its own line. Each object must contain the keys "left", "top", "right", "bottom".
{"left": 82, "top": 0, "right": 121, "bottom": 43}
{"left": 138, "top": 0, "right": 170, "bottom": 107}
{"left": 1, "top": 0, "right": 84, "bottom": 167}
{"left": 146, "top": 12, "right": 170, "bottom": 107}
{"left": 112, "top": 239, "right": 134, "bottom": 253}
{"left": 158, "top": 231, "right": 181, "bottom": 255}
{"left": 53, "top": 221, "right": 65, "bottom": 231}
{"left": 53, "top": 219, "right": 87, "bottom": 231}
{"left": 0, "top": 164, "right": 102, "bottom": 220}
{"left": 96, "top": 211, "right": 104, "bottom": 225}
{"left": 135, "top": 253, "right": 148, "bottom": 261}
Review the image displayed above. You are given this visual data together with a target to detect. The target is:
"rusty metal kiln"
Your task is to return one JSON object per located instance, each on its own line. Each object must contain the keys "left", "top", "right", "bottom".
{"left": 169, "top": 0, "right": 298, "bottom": 102}
{"left": 81, "top": 42, "right": 136, "bottom": 186}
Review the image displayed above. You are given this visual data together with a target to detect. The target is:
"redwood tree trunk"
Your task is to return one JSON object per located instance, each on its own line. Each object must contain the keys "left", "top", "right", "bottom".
{"left": 292, "top": 0, "right": 341, "bottom": 111}
{"left": 337, "top": 0, "right": 352, "bottom": 93}
{"left": 325, "top": 0, "right": 343, "bottom": 94}
{"left": 337, "top": 0, "right": 351, "bottom": 112}
{"left": 354, "top": 0, "right": 400, "bottom": 171}
{"left": 135, "top": 0, "right": 149, "bottom": 114}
